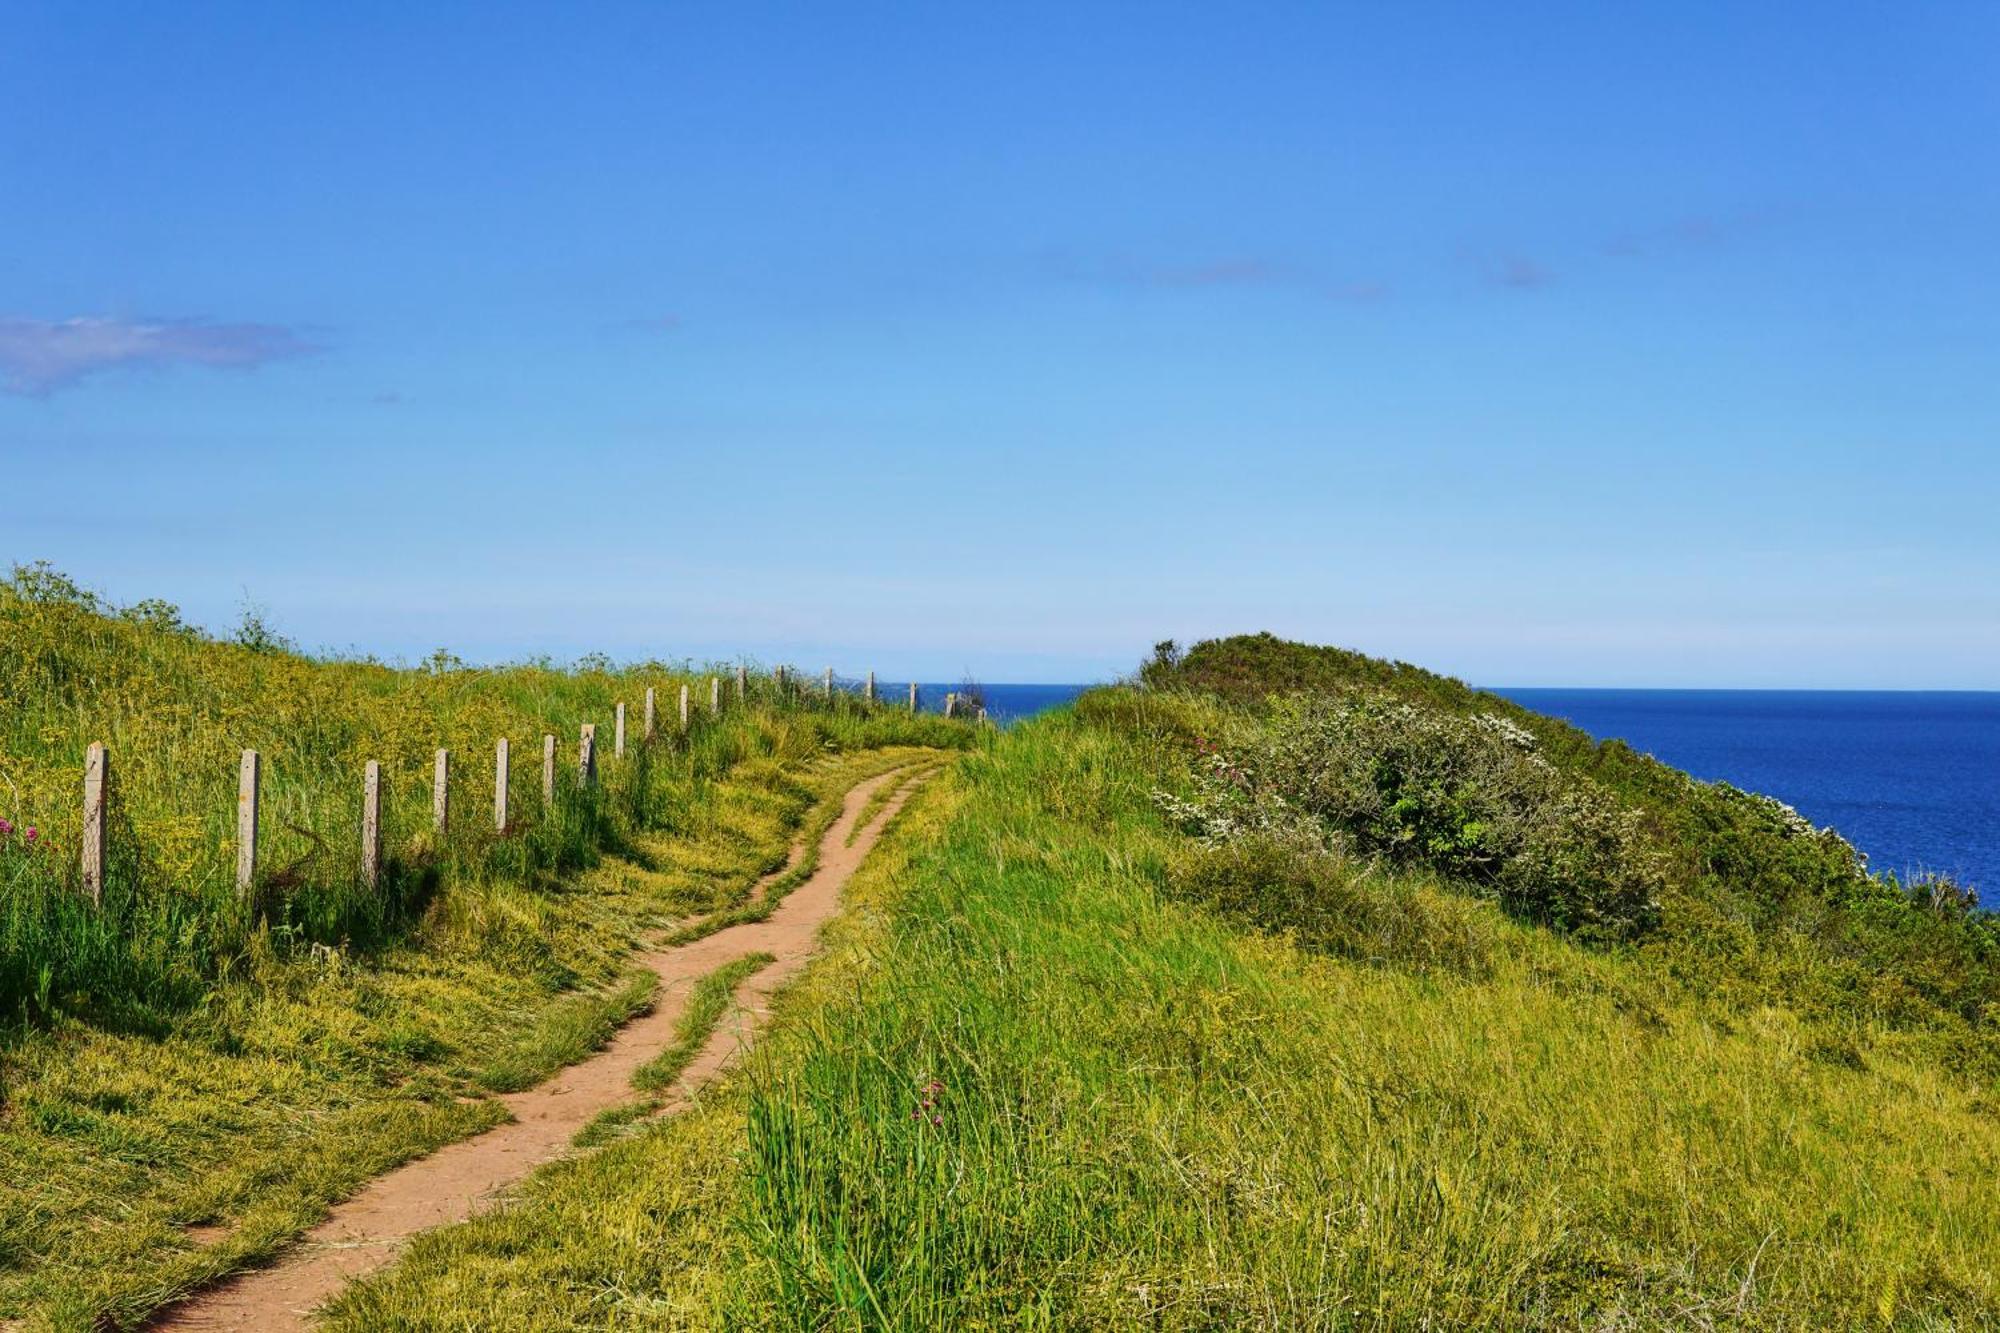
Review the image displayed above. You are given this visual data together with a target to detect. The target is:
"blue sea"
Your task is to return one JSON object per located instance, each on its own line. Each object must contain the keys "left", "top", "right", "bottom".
{"left": 1492, "top": 690, "right": 2000, "bottom": 895}
{"left": 911, "top": 683, "right": 1094, "bottom": 724}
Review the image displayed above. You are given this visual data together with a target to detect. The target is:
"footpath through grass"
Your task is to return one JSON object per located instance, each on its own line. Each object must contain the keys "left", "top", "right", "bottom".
{"left": 0, "top": 565, "right": 971, "bottom": 1328}
{"left": 0, "top": 744, "right": 941, "bottom": 1329}
{"left": 335, "top": 681, "right": 2000, "bottom": 1329}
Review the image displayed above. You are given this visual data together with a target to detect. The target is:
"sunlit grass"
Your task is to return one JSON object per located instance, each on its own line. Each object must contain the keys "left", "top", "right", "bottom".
{"left": 0, "top": 566, "right": 967, "bottom": 1328}
{"left": 336, "top": 705, "right": 2000, "bottom": 1329}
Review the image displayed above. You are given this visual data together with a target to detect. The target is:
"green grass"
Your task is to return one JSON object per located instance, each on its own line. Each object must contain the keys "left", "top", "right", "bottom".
{"left": 569, "top": 951, "right": 776, "bottom": 1152}
{"left": 632, "top": 951, "right": 777, "bottom": 1095}
{"left": 0, "top": 566, "right": 970, "bottom": 1329}
{"left": 18, "top": 580, "right": 2000, "bottom": 1328}
{"left": 475, "top": 968, "right": 661, "bottom": 1095}
{"left": 331, "top": 690, "right": 2000, "bottom": 1329}
{"left": 0, "top": 562, "right": 965, "bottom": 1022}
{"left": 660, "top": 760, "right": 939, "bottom": 949}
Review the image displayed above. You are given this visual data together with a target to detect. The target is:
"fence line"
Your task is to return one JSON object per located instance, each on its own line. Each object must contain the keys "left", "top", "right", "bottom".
{"left": 64, "top": 662, "right": 975, "bottom": 909}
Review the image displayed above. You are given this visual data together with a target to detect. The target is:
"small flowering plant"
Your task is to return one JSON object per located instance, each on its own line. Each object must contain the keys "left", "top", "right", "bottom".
{"left": 0, "top": 817, "right": 39, "bottom": 850}
{"left": 910, "top": 1078, "right": 945, "bottom": 1127}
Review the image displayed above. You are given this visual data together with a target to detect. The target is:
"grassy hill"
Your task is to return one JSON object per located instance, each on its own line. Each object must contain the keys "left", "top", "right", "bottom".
{"left": 10, "top": 596, "right": 1999, "bottom": 1327}
{"left": 336, "top": 633, "right": 2000, "bottom": 1328}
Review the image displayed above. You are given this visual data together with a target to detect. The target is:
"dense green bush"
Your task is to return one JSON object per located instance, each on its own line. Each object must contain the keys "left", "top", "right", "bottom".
{"left": 1134, "top": 633, "right": 2000, "bottom": 1067}
{"left": 1156, "top": 694, "right": 1664, "bottom": 936}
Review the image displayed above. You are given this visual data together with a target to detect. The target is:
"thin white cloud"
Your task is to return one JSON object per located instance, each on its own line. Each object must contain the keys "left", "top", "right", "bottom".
{"left": 0, "top": 314, "right": 320, "bottom": 395}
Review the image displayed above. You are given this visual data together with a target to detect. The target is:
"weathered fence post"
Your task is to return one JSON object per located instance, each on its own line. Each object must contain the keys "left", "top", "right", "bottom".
{"left": 433, "top": 748, "right": 450, "bottom": 834}
{"left": 710, "top": 676, "right": 720, "bottom": 713}
{"left": 866, "top": 670, "right": 876, "bottom": 703}
{"left": 945, "top": 692, "right": 957, "bottom": 719}
{"left": 776, "top": 664, "right": 787, "bottom": 694}
{"left": 615, "top": 703, "right": 627, "bottom": 759}
{"left": 362, "top": 760, "right": 383, "bottom": 889}
{"left": 81, "top": 741, "right": 108, "bottom": 905}
{"left": 909, "top": 681, "right": 919, "bottom": 712}
{"left": 236, "top": 749, "right": 260, "bottom": 896}
{"left": 736, "top": 665, "right": 747, "bottom": 701}
{"left": 644, "top": 688, "right": 656, "bottom": 740}
{"left": 824, "top": 667, "right": 834, "bottom": 699}
{"left": 579, "top": 723, "right": 598, "bottom": 786}
{"left": 978, "top": 705, "right": 988, "bottom": 725}
{"left": 541, "top": 733, "right": 556, "bottom": 804}
{"left": 680, "top": 682, "right": 690, "bottom": 731}
{"left": 494, "top": 737, "right": 510, "bottom": 832}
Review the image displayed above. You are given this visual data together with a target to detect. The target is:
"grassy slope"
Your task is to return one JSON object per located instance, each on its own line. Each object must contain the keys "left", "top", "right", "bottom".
{"left": 338, "top": 656, "right": 2000, "bottom": 1328}
{"left": 0, "top": 569, "right": 967, "bottom": 1329}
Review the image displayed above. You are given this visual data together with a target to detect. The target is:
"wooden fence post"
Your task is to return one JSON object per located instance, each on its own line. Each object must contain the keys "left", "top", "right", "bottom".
{"left": 615, "top": 703, "right": 627, "bottom": 759}
{"left": 710, "top": 676, "right": 720, "bottom": 713}
{"left": 909, "top": 681, "right": 918, "bottom": 712}
{"left": 494, "top": 737, "right": 510, "bottom": 832}
{"left": 824, "top": 667, "right": 834, "bottom": 699}
{"left": 433, "top": 748, "right": 450, "bottom": 834}
{"left": 236, "top": 749, "right": 260, "bottom": 895}
{"left": 945, "top": 692, "right": 957, "bottom": 719}
{"left": 541, "top": 733, "right": 556, "bottom": 804}
{"left": 866, "top": 670, "right": 876, "bottom": 703}
{"left": 680, "top": 683, "right": 690, "bottom": 730}
{"left": 81, "top": 741, "right": 108, "bottom": 905}
{"left": 579, "top": 724, "right": 597, "bottom": 786}
{"left": 736, "top": 665, "right": 747, "bottom": 701}
{"left": 775, "top": 664, "right": 787, "bottom": 693}
{"left": 362, "top": 760, "right": 383, "bottom": 889}
{"left": 644, "top": 688, "right": 656, "bottom": 740}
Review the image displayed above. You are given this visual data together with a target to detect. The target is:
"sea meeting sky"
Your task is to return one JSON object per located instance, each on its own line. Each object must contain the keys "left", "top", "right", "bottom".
{"left": 3, "top": 3, "right": 1996, "bottom": 688}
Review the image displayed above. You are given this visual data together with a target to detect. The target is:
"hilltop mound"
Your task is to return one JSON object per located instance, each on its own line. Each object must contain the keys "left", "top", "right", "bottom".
{"left": 1143, "top": 633, "right": 2000, "bottom": 1068}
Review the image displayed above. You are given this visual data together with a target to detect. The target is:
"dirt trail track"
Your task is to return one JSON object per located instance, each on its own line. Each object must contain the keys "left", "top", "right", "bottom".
{"left": 151, "top": 761, "right": 932, "bottom": 1330}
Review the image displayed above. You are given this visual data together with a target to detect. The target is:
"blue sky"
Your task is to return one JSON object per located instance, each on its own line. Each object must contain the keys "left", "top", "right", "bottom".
{"left": 4, "top": 3, "right": 1996, "bottom": 686}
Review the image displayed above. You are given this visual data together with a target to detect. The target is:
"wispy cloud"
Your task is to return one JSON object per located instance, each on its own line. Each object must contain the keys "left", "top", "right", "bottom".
{"left": 0, "top": 314, "right": 321, "bottom": 396}
{"left": 1602, "top": 212, "right": 1765, "bottom": 259}
{"left": 1052, "top": 252, "right": 1387, "bottom": 303}
{"left": 1482, "top": 255, "right": 1555, "bottom": 290}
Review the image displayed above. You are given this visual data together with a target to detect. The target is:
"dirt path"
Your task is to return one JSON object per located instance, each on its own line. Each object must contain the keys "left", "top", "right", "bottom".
{"left": 150, "top": 762, "right": 933, "bottom": 1331}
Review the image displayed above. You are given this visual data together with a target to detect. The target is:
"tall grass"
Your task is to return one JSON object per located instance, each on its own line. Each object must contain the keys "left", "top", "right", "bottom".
{"left": 334, "top": 690, "right": 2000, "bottom": 1329}
{"left": 0, "top": 563, "right": 961, "bottom": 1021}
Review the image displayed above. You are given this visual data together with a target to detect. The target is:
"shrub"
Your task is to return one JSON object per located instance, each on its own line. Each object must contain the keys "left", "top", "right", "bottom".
{"left": 1157, "top": 694, "right": 1665, "bottom": 937}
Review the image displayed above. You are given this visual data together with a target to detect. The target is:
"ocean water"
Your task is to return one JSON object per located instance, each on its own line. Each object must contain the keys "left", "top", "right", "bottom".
{"left": 1492, "top": 689, "right": 2000, "bottom": 895}
{"left": 910, "top": 683, "right": 1095, "bottom": 724}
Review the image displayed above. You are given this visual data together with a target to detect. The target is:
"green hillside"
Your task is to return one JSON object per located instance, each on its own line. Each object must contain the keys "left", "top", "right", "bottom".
{"left": 337, "top": 634, "right": 2000, "bottom": 1328}
{"left": 0, "top": 566, "right": 966, "bottom": 1326}
{"left": 9, "top": 600, "right": 1998, "bottom": 1328}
